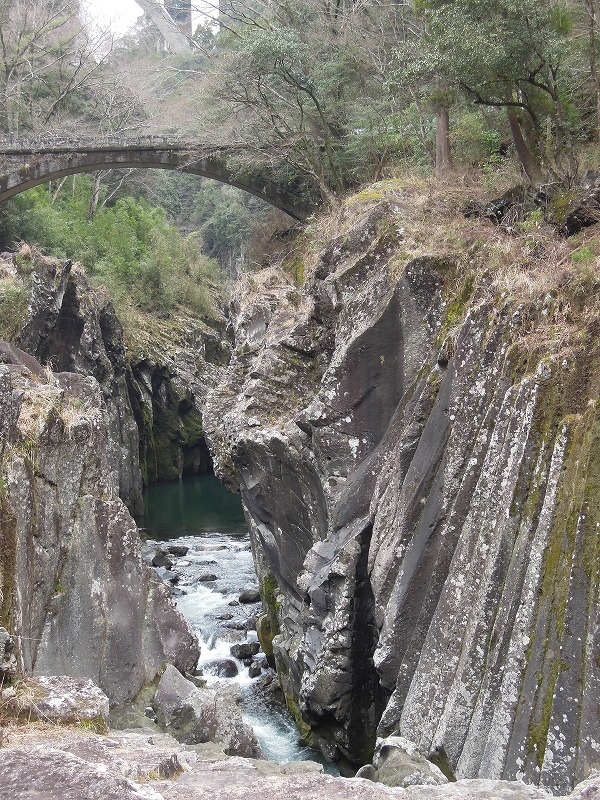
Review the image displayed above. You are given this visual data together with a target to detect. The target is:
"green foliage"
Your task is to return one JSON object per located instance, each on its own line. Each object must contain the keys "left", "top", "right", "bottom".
{"left": 449, "top": 110, "right": 505, "bottom": 166}
{"left": 408, "top": 0, "right": 588, "bottom": 179}
{"left": 1, "top": 177, "right": 222, "bottom": 318}
{"left": 75, "top": 715, "right": 108, "bottom": 735}
{"left": 0, "top": 279, "right": 28, "bottom": 341}
{"left": 571, "top": 246, "right": 596, "bottom": 264}
{"left": 191, "top": 181, "right": 269, "bottom": 264}
{"left": 203, "top": 0, "right": 406, "bottom": 200}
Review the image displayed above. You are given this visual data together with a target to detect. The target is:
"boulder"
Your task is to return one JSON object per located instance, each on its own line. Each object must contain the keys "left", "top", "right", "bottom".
{"left": 248, "top": 661, "right": 262, "bottom": 678}
{"left": 239, "top": 588, "right": 261, "bottom": 604}
{"left": 154, "top": 567, "right": 178, "bottom": 583}
{"left": 202, "top": 659, "right": 239, "bottom": 678}
{"left": 5, "top": 676, "right": 109, "bottom": 728}
{"left": 230, "top": 642, "right": 260, "bottom": 660}
{"left": 152, "top": 664, "right": 262, "bottom": 758}
{"left": 167, "top": 545, "right": 190, "bottom": 557}
{"left": 151, "top": 550, "right": 173, "bottom": 569}
{"left": 198, "top": 573, "right": 218, "bottom": 582}
{"left": 223, "top": 620, "right": 248, "bottom": 631}
{"left": 371, "top": 737, "right": 448, "bottom": 788}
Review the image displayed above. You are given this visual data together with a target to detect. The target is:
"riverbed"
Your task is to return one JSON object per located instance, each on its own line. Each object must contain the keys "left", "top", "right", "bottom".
{"left": 140, "top": 473, "right": 333, "bottom": 770}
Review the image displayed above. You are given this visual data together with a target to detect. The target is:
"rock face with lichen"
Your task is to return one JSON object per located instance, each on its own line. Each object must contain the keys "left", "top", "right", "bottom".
{"left": 1, "top": 246, "right": 224, "bottom": 501}
{"left": 12, "top": 249, "right": 144, "bottom": 514}
{"left": 204, "top": 200, "right": 600, "bottom": 793}
{"left": 0, "top": 342, "right": 199, "bottom": 706}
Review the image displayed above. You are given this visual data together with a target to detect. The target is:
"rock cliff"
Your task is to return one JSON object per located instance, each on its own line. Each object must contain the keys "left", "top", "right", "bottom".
{"left": 0, "top": 341, "right": 199, "bottom": 705}
{"left": 204, "top": 197, "right": 600, "bottom": 793}
{"left": 1, "top": 246, "right": 222, "bottom": 504}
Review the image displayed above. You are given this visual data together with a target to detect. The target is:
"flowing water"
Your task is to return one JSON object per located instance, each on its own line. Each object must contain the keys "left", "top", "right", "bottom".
{"left": 140, "top": 473, "right": 334, "bottom": 771}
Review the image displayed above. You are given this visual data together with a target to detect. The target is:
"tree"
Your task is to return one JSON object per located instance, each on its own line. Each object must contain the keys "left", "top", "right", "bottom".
{"left": 197, "top": 0, "right": 409, "bottom": 204}
{"left": 418, "top": 0, "right": 582, "bottom": 185}
{"left": 0, "top": 0, "right": 113, "bottom": 135}
{"left": 571, "top": 0, "right": 600, "bottom": 136}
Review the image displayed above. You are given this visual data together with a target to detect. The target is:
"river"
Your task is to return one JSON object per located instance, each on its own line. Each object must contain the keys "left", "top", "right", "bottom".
{"left": 140, "top": 473, "right": 335, "bottom": 771}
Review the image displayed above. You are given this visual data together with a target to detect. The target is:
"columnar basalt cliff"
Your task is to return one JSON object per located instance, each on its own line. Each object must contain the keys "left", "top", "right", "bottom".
{"left": 204, "top": 199, "right": 600, "bottom": 793}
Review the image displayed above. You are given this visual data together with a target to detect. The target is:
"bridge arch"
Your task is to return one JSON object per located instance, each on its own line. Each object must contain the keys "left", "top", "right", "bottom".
{"left": 0, "top": 138, "right": 314, "bottom": 221}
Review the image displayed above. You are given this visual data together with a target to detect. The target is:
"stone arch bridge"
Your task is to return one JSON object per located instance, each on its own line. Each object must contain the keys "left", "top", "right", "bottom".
{"left": 0, "top": 136, "right": 314, "bottom": 221}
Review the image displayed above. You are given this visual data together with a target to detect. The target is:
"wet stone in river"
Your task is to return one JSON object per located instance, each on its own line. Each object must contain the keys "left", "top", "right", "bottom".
{"left": 239, "top": 588, "right": 261, "bottom": 603}
{"left": 231, "top": 642, "right": 261, "bottom": 660}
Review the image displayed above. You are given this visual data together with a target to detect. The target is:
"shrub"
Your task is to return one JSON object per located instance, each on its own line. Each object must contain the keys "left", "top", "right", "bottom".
{"left": 0, "top": 177, "right": 223, "bottom": 320}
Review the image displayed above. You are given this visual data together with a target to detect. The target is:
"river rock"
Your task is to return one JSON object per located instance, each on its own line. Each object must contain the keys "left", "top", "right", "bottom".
{"left": 230, "top": 642, "right": 260, "bottom": 660}
{"left": 202, "top": 659, "right": 239, "bottom": 678}
{"left": 198, "top": 573, "right": 218, "bottom": 582}
{"left": 155, "top": 567, "right": 179, "bottom": 583}
{"left": 152, "top": 550, "right": 174, "bottom": 569}
{"left": 239, "top": 588, "right": 261, "bottom": 604}
{"left": 223, "top": 620, "right": 249, "bottom": 631}
{"left": 152, "top": 664, "right": 262, "bottom": 757}
{"left": 167, "top": 545, "right": 190, "bottom": 557}
{"left": 248, "top": 661, "right": 262, "bottom": 678}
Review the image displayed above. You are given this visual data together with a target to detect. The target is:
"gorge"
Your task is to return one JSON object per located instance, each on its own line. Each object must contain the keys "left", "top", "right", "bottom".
{"left": 0, "top": 182, "right": 599, "bottom": 800}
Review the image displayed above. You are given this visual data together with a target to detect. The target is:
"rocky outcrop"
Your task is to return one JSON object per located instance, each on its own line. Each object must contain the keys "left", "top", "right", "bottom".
{"left": 1, "top": 725, "right": 599, "bottom": 800}
{"left": 0, "top": 344, "right": 199, "bottom": 705}
{"left": 11, "top": 248, "right": 143, "bottom": 513}
{"left": 204, "top": 201, "right": 600, "bottom": 792}
{"left": 126, "top": 313, "right": 228, "bottom": 485}
{"left": 1, "top": 246, "right": 227, "bottom": 501}
{"left": 3, "top": 675, "right": 110, "bottom": 728}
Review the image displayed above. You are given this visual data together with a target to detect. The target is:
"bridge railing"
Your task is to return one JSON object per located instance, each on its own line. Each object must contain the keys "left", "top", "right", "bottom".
{"left": 0, "top": 134, "right": 215, "bottom": 153}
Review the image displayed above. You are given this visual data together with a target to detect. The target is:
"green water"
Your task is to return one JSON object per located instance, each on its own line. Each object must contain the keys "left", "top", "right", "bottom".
{"left": 139, "top": 472, "right": 246, "bottom": 539}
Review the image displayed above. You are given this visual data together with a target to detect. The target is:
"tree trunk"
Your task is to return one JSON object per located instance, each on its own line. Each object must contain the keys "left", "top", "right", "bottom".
{"left": 506, "top": 106, "right": 545, "bottom": 187}
{"left": 586, "top": 0, "right": 600, "bottom": 136}
{"left": 87, "top": 171, "right": 104, "bottom": 221}
{"left": 435, "top": 102, "right": 452, "bottom": 176}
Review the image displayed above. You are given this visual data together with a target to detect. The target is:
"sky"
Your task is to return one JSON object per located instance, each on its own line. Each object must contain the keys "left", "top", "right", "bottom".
{"left": 82, "top": 1, "right": 206, "bottom": 38}
{"left": 81, "top": 0, "right": 144, "bottom": 37}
